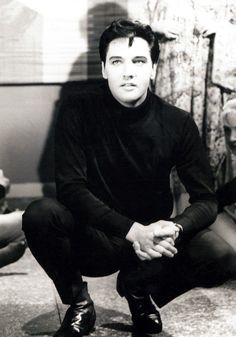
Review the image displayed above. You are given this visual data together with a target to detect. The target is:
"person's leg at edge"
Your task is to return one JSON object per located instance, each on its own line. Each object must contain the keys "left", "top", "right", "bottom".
{"left": 210, "top": 212, "right": 236, "bottom": 278}
{"left": 0, "top": 211, "right": 26, "bottom": 268}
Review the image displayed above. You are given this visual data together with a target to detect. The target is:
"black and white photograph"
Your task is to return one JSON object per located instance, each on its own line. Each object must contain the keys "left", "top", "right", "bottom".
{"left": 0, "top": 1, "right": 236, "bottom": 336}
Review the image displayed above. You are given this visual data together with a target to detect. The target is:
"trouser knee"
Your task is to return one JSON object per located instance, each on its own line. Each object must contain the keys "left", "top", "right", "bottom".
{"left": 22, "top": 198, "right": 75, "bottom": 237}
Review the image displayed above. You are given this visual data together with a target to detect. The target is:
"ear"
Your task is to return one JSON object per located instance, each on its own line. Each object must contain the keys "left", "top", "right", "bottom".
{"left": 101, "top": 62, "right": 107, "bottom": 79}
{"left": 150, "top": 63, "right": 157, "bottom": 81}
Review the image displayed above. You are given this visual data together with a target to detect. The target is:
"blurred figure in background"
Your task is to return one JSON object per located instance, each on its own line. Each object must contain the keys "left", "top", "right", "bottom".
{"left": 0, "top": 169, "right": 26, "bottom": 269}
{"left": 210, "top": 98, "right": 236, "bottom": 278}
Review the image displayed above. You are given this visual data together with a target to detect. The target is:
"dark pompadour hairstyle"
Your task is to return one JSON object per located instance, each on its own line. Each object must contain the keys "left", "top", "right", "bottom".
{"left": 99, "top": 19, "right": 160, "bottom": 64}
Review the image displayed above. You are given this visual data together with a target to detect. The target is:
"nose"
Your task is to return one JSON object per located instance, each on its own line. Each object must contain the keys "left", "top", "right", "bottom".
{"left": 122, "top": 61, "right": 135, "bottom": 79}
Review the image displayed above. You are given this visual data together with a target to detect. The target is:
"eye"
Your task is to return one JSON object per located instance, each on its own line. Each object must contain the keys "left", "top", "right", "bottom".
{"left": 111, "top": 59, "right": 122, "bottom": 65}
{"left": 133, "top": 58, "right": 147, "bottom": 64}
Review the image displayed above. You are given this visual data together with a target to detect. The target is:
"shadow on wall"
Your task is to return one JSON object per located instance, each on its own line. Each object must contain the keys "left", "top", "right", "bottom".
{"left": 38, "top": 2, "right": 128, "bottom": 197}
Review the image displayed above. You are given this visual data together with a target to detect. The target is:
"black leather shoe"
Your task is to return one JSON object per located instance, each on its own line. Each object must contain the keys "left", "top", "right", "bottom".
{"left": 127, "top": 292, "right": 162, "bottom": 334}
{"left": 54, "top": 283, "right": 96, "bottom": 337}
{"left": 117, "top": 272, "right": 162, "bottom": 334}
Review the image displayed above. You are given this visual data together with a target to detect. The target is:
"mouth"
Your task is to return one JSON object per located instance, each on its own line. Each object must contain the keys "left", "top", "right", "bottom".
{"left": 121, "top": 83, "right": 136, "bottom": 87}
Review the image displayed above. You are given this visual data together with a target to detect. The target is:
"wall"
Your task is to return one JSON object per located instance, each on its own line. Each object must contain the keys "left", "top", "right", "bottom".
{"left": 0, "top": 85, "right": 61, "bottom": 196}
{"left": 0, "top": 0, "right": 135, "bottom": 197}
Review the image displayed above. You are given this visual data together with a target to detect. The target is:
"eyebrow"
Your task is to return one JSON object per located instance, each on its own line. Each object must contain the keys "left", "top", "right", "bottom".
{"left": 108, "top": 56, "right": 122, "bottom": 60}
{"left": 133, "top": 56, "right": 148, "bottom": 60}
{"left": 108, "top": 56, "right": 148, "bottom": 60}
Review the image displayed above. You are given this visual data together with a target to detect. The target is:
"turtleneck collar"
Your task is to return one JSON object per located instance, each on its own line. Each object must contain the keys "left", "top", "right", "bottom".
{"left": 103, "top": 81, "right": 152, "bottom": 124}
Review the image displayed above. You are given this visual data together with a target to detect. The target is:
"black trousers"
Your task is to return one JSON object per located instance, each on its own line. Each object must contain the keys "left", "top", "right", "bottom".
{"left": 22, "top": 198, "right": 233, "bottom": 306}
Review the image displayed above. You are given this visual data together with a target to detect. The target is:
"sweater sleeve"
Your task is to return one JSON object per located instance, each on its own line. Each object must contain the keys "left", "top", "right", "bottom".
{"left": 55, "top": 98, "right": 134, "bottom": 238}
{"left": 172, "top": 115, "right": 218, "bottom": 240}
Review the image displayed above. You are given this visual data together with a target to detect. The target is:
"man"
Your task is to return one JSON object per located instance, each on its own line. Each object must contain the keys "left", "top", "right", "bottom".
{"left": 23, "top": 19, "right": 233, "bottom": 336}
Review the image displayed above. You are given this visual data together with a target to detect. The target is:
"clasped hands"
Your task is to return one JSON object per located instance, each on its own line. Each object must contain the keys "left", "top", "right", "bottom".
{"left": 126, "top": 220, "right": 181, "bottom": 261}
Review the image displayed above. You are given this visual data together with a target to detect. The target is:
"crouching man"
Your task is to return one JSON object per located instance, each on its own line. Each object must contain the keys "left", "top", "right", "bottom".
{"left": 23, "top": 19, "right": 233, "bottom": 336}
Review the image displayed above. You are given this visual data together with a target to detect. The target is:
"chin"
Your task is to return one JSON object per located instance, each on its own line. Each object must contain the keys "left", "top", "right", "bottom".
{"left": 117, "top": 95, "right": 141, "bottom": 106}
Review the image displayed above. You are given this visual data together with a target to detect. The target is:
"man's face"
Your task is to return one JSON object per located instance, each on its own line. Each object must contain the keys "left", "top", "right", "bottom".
{"left": 102, "top": 37, "right": 156, "bottom": 108}
{"left": 224, "top": 112, "right": 236, "bottom": 155}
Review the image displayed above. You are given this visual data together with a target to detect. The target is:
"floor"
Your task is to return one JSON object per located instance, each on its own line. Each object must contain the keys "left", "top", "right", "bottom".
{"left": 0, "top": 248, "right": 236, "bottom": 337}
{"left": 2, "top": 197, "right": 236, "bottom": 336}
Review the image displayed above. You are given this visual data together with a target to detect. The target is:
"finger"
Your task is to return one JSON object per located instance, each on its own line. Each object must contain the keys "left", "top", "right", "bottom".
{"left": 153, "top": 236, "right": 175, "bottom": 246}
{"left": 133, "top": 241, "right": 140, "bottom": 250}
{"left": 133, "top": 242, "right": 152, "bottom": 261}
{"left": 159, "top": 236, "right": 175, "bottom": 246}
{"left": 163, "top": 237, "right": 175, "bottom": 246}
{"left": 135, "top": 250, "right": 151, "bottom": 261}
{"left": 158, "top": 240, "right": 178, "bottom": 254}
{"left": 146, "top": 248, "right": 163, "bottom": 259}
{"left": 155, "top": 241, "right": 177, "bottom": 255}
{"left": 136, "top": 251, "right": 152, "bottom": 261}
{"left": 152, "top": 244, "right": 175, "bottom": 258}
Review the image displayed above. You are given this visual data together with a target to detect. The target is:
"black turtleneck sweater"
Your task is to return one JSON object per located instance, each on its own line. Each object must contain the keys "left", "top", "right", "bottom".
{"left": 55, "top": 82, "right": 217, "bottom": 240}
